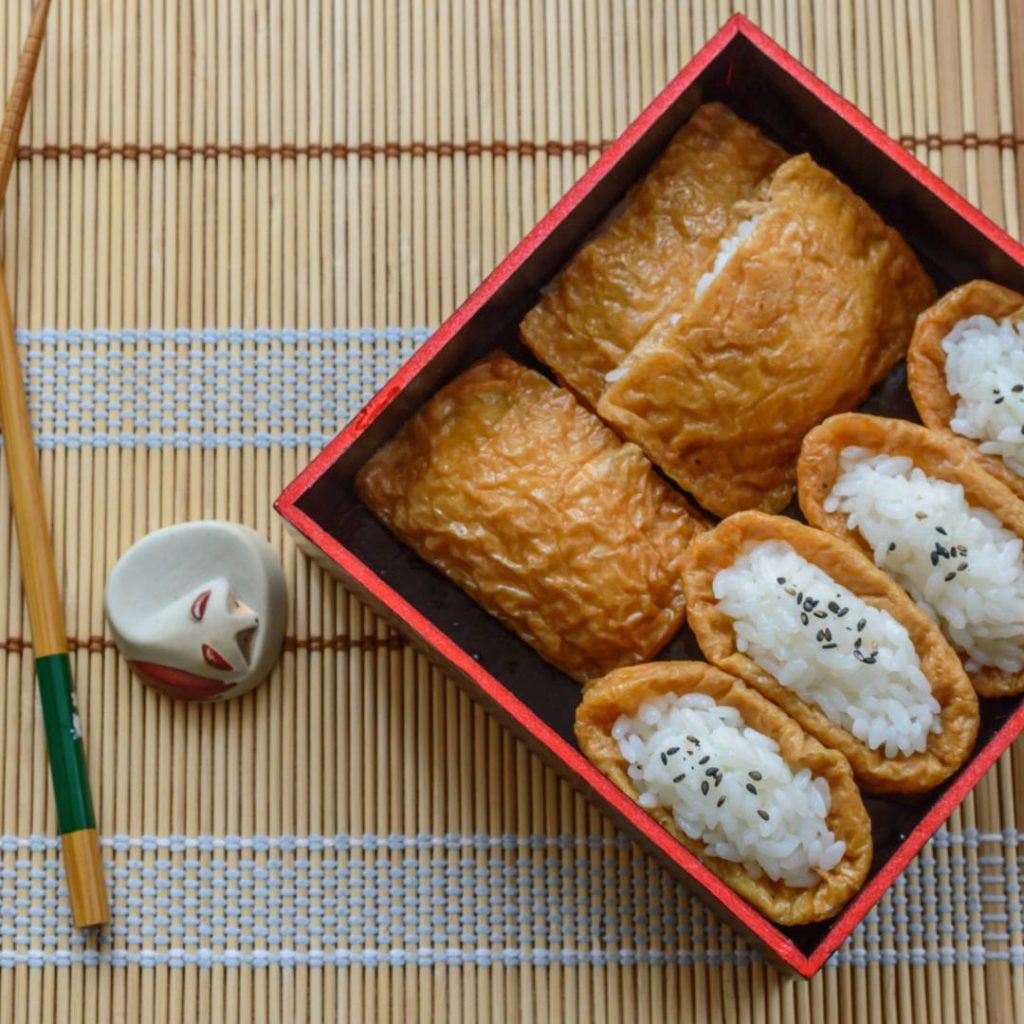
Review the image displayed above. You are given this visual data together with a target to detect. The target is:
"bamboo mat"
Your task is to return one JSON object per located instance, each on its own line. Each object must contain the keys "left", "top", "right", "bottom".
{"left": 0, "top": 1, "right": 1021, "bottom": 1021}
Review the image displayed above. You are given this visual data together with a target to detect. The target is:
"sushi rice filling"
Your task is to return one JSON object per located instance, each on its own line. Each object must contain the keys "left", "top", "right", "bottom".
{"left": 713, "top": 541, "right": 940, "bottom": 758}
{"left": 694, "top": 213, "right": 764, "bottom": 300}
{"left": 942, "top": 314, "right": 1024, "bottom": 477}
{"left": 614, "top": 692, "right": 844, "bottom": 888}
{"left": 826, "top": 448, "right": 1024, "bottom": 673}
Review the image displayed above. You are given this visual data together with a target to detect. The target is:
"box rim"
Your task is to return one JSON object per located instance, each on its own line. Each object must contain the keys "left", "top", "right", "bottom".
{"left": 276, "top": 12, "right": 1024, "bottom": 977}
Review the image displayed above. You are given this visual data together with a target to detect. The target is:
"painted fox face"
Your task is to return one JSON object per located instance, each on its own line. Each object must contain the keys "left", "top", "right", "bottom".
{"left": 128, "top": 577, "right": 262, "bottom": 700}
{"left": 105, "top": 521, "right": 288, "bottom": 703}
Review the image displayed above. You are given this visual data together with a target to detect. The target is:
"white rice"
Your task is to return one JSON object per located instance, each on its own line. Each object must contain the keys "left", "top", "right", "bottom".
{"left": 713, "top": 541, "right": 940, "bottom": 758}
{"left": 613, "top": 691, "right": 845, "bottom": 888}
{"left": 694, "top": 213, "right": 764, "bottom": 300}
{"left": 943, "top": 314, "right": 1024, "bottom": 477}
{"left": 825, "top": 447, "right": 1024, "bottom": 673}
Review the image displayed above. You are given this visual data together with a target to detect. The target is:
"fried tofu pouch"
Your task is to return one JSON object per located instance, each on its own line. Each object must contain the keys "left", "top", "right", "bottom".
{"left": 683, "top": 513, "right": 978, "bottom": 795}
{"left": 907, "top": 279, "right": 1024, "bottom": 500}
{"left": 799, "top": 412, "right": 1024, "bottom": 697}
{"left": 519, "top": 103, "right": 788, "bottom": 407}
{"left": 356, "top": 353, "right": 705, "bottom": 683}
{"left": 575, "top": 661, "right": 872, "bottom": 925}
{"left": 597, "top": 154, "right": 936, "bottom": 517}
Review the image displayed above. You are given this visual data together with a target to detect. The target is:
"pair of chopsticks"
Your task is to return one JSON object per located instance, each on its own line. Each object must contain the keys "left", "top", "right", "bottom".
{"left": 0, "top": 0, "right": 109, "bottom": 928}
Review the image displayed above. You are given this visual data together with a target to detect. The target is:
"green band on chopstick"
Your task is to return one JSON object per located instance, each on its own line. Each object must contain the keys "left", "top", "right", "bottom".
{"left": 35, "top": 653, "right": 96, "bottom": 834}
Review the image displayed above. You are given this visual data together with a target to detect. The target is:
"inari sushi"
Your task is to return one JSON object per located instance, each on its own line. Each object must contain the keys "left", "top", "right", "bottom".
{"left": 356, "top": 352, "right": 705, "bottom": 684}
{"left": 575, "top": 661, "right": 872, "bottom": 925}
{"left": 520, "top": 102, "right": 788, "bottom": 408}
{"left": 799, "top": 413, "right": 1024, "bottom": 697}
{"left": 596, "top": 154, "right": 935, "bottom": 517}
{"left": 682, "top": 513, "right": 979, "bottom": 794}
{"left": 907, "top": 279, "right": 1024, "bottom": 501}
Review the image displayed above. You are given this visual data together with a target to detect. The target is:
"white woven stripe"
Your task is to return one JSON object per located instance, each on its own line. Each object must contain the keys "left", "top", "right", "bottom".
{"left": 8, "top": 325, "right": 429, "bottom": 449}
{"left": 1, "top": 828, "right": 1022, "bottom": 852}
{"left": 0, "top": 828, "right": 1021, "bottom": 969}
{"left": 15, "top": 326, "right": 433, "bottom": 346}
{"left": 0, "top": 947, "right": 1019, "bottom": 969}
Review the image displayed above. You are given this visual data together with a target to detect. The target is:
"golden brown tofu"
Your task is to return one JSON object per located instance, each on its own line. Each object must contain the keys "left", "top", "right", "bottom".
{"left": 356, "top": 353, "right": 705, "bottom": 683}
{"left": 575, "top": 661, "right": 872, "bottom": 925}
{"left": 519, "top": 103, "right": 788, "bottom": 407}
{"left": 597, "top": 154, "right": 936, "bottom": 517}
{"left": 907, "top": 279, "right": 1024, "bottom": 501}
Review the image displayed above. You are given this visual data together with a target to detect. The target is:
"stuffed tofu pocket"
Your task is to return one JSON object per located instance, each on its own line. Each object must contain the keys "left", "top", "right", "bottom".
{"left": 799, "top": 413, "right": 1024, "bottom": 697}
{"left": 908, "top": 279, "right": 1024, "bottom": 500}
{"left": 683, "top": 513, "right": 978, "bottom": 794}
{"left": 575, "top": 661, "right": 871, "bottom": 925}
{"left": 356, "top": 353, "right": 705, "bottom": 683}
{"left": 596, "top": 154, "right": 935, "bottom": 517}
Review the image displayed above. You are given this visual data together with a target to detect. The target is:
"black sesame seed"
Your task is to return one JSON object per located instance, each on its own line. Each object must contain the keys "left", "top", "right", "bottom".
{"left": 705, "top": 767, "right": 718, "bottom": 777}
{"left": 930, "top": 552, "right": 940, "bottom": 567}
{"left": 816, "top": 629, "right": 825, "bottom": 642}
{"left": 800, "top": 612, "right": 809, "bottom": 626}
{"left": 823, "top": 628, "right": 832, "bottom": 641}
{"left": 714, "top": 774, "right": 723, "bottom": 788}
{"left": 857, "top": 618, "right": 866, "bottom": 631}
{"left": 749, "top": 771, "right": 762, "bottom": 781}
{"left": 796, "top": 591, "right": 803, "bottom": 604}
{"left": 828, "top": 601, "right": 840, "bottom": 613}
{"left": 666, "top": 747, "right": 679, "bottom": 756}
{"left": 804, "top": 598, "right": 819, "bottom": 610}
{"left": 853, "top": 649, "right": 864, "bottom": 661}
{"left": 698, "top": 755, "right": 710, "bottom": 765}
{"left": 701, "top": 781, "right": 709, "bottom": 796}
{"left": 958, "top": 562, "right": 968, "bottom": 571}
{"left": 837, "top": 607, "right": 849, "bottom": 618}
{"left": 936, "top": 526, "right": 947, "bottom": 536}
{"left": 758, "top": 810, "right": 770, "bottom": 821}
{"left": 814, "top": 609, "right": 827, "bottom": 619}
{"left": 717, "top": 797, "right": 726, "bottom": 808}
{"left": 776, "top": 576, "right": 786, "bottom": 584}
{"left": 687, "top": 736, "right": 700, "bottom": 745}
{"left": 945, "top": 571, "right": 956, "bottom": 581}
{"left": 1019, "top": 425, "right": 1024, "bottom": 436}
{"left": 1014, "top": 384, "right": 1023, "bottom": 393}
{"left": 661, "top": 752, "right": 668, "bottom": 765}
{"left": 746, "top": 783, "right": 758, "bottom": 795}
{"left": 888, "top": 542, "right": 896, "bottom": 552}
{"left": 995, "top": 397, "right": 1006, "bottom": 404}
{"left": 822, "top": 642, "right": 837, "bottom": 649}
{"left": 673, "top": 773, "right": 685, "bottom": 783}
{"left": 854, "top": 637, "right": 863, "bottom": 649}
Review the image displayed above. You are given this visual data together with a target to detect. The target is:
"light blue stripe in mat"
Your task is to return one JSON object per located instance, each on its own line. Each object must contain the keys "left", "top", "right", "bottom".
{"left": 15, "top": 326, "right": 434, "bottom": 347}
{"left": 0, "top": 828, "right": 1020, "bottom": 970}
{"left": 7, "top": 324, "right": 433, "bottom": 450}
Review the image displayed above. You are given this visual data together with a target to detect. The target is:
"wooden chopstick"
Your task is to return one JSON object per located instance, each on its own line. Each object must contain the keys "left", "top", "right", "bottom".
{"left": 0, "top": 0, "right": 109, "bottom": 929}
{"left": 0, "top": 0, "right": 50, "bottom": 201}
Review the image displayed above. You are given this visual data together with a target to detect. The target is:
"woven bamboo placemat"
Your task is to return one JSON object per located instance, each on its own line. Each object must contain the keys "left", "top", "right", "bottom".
{"left": 0, "top": 1, "right": 1022, "bottom": 1021}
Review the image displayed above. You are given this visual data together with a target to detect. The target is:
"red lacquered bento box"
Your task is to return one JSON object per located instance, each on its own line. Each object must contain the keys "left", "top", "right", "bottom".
{"left": 275, "top": 15, "right": 1024, "bottom": 976}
